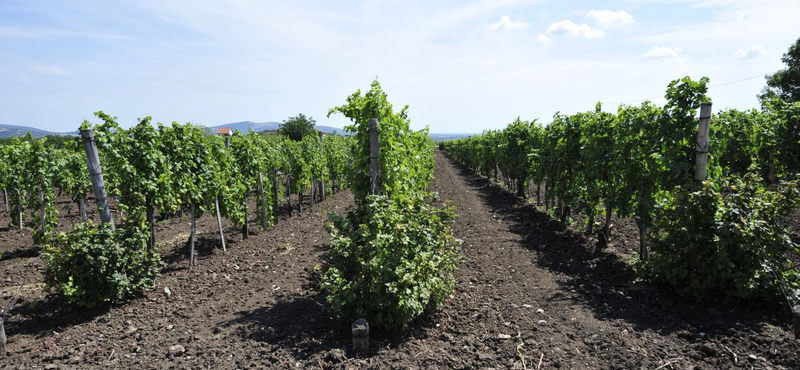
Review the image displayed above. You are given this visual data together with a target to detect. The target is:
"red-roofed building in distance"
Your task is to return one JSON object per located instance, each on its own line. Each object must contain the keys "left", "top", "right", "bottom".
{"left": 216, "top": 127, "right": 233, "bottom": 136}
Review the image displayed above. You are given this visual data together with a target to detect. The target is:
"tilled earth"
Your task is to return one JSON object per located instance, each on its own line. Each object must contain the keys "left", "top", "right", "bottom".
{"left": 1, "top": 152, "right": 799, "bottom": 369}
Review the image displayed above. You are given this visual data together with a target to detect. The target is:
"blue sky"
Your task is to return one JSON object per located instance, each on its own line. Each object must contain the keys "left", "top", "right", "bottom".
{"left": 1, "top": 0, "right": 798, "bottom": 133}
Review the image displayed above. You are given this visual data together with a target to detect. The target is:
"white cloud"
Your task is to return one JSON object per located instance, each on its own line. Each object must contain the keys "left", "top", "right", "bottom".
{"left": 488, "top": 15, "right": 528, "bottom": 31}
{"left": 732, "top": 45, "right": 766, "bottom": 59}
{"left": 643, "top": 46, "right": 682, "bottom": 59}
{"left": 31, "top": 65, "right": 71, "bottom": 76}
{"left": 546, "top": 20, "right": 604, "bottom": 39}
{"left": 586, "top": 10, "right": 635, "bottom": 29}
{"left": 534, "top": 34, "right": 552, "bottom": 45}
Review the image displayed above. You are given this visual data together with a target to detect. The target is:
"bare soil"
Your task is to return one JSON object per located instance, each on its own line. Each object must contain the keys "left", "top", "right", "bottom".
{"left": 1, "top": 152, "right": 798, "bottom": 369}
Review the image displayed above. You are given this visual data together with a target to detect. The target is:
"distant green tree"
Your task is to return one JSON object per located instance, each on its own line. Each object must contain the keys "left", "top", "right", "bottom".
{"left": 760, "top": 37, "right": 800, "bottom": 103}
{"left": 279, "top": 113, "right": 316, "bottom": 141}
{"left": 42, "top": 135, "right": 78, "bottom": 149}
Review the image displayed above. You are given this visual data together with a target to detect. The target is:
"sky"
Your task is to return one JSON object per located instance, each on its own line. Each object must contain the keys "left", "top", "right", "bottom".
{"left": 0, "top": 0, "right": 799, "bottom": 134}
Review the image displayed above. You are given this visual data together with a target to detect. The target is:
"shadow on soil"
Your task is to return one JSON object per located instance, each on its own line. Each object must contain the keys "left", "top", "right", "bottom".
{"left": 218, "top": 250, "right": 437, "bottom": 359}
{"left": 0, "top": 245, "right": 40, "bottom": 261}
{"left": 7, "top": 295, "right": 109, "bottom": 338}
{"left": 160, "top": 234, "right": 233, "bottom": 273}
{"left": 448, "top": 157, "right": 788, "bottom": 338}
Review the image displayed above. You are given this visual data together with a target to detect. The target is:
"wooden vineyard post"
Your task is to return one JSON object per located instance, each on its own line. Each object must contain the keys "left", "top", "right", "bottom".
{"left": 601, "top": 199, "right": 613, "bottom": 247}
{"left": 189, "top": 203, "right": 196, "bottom": 266}
{"left": 270, "top": 169, "right": 278, "bottom": 220}
{"left": 286, "top": 176, "right": 293, "bottom": 215}
{"left": 38, "top": 186, "right": 45, "bottom": 234}
{"left": 214, "top": 196, "right": 226, "bottom": 253}
{"left": 0, "top": 316, "right": 5, "bottom": 357}
{"left": 220, "top": 133, "right": 233, "bottom": 247}
{"left": 78, "top": 195, "right": 88, "bottom": 222}
{"left": 116, "top": 196, "right": 125, "bottom": 226}
{"left": 16, "top": 190, "right": 22, "bottom": 229}
{"left": 80, "top": 129, "right": 115, "bottom": 229}
{"left": 694, "top": 102, "right": 712, "bottom": 188}
{"left": 368, "top": 119, "right": 381, "bottom": 195}
{"left": 2, "top": 189, "right": 7, "bottom": 214}
{"left": 298, "top": 190, "right": 303, "bottom": 212}
{"left": 310, "top": 176, "right": 316, "bottom": 206}
{"left": 637, "top": 219, "right": 648, "bottom": 261}
{"left": 258, "top": 173, "right": 268, "bottom": 230}
{"left": 319, "top": 131, "right": 325, "bottom": 202}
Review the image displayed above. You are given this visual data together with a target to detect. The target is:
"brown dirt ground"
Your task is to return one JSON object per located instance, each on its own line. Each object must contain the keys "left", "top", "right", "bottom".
{"left": 1, "top": 152, "right": 799, "bottom": 370}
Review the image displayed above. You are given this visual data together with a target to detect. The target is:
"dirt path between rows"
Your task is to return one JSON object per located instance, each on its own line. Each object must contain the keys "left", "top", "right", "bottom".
{"left": 428, "top": 151, "right": 798, "bottom": 370}
{"left": 2, "top": 151, "right": 798, "bottom": 370}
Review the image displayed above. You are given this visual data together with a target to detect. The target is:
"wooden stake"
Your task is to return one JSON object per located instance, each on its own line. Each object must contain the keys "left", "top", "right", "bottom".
{"left": 38, "top": 186, "right": 45, "bottom": 234}
{"left": 319, "top": 131, "right": 326, "bottom": 202}
{"left": 258, "top": 173, "right": 268, "bottom": 230}
{"left": 116, "top": 196, "right": 124, "bottom": 226}
{"left": 0, "top": 317, "right": 5, "bottom": 357}
{"left": 214, "top": 196, "right": 226, "bottom": 253}
{"left": 368, "top": 118, "right": 381, "bottom": 195}
{"left": 80, "top": 129, "right": 115, "bottom": 229}
{"left": 2, "top": 189, "right": 7, "bottom": 214}
{"left": 270, "top": 169, "right": 278, "bottom": 220}
{"left": 310, "top": 177, "right": 316, "bottom": 206}
{"left": 298, "top": 192, "right": 303, "bottom": 213}
{"left": 286, "top": 176, "right": 293, "bottom": 215}
{"left": 1, "top": 283, "right": 23, "bottom": 357}
{"left": 78, "top": 195, "right": 88, "bottom": 222}
{"left": 16, "top": 190, "right": 22, "bottom": 229}
{"left": 694, "top": 102, "right": 712, "bottom": 188}
{"left": 599, "top": 199, "right": 613, "bottom": 248}
{"left": 637, "top": 219, "right": 648, "bottom": 261}
{"left": 189, "top": 203, "right": 196, "bottom": 266}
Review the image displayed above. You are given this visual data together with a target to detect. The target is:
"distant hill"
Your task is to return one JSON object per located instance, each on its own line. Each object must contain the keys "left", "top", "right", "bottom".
{"left": 0, "top": 122, "right": 472, "bottom": 140}
{"left": 209, "top": 121, "right": 345, "bottom": 135}
{"left": 0, "top": 124, "right": 76, "bottom": 138}
{"left": 429, "top": 133, "right": 474, "bottom": 142}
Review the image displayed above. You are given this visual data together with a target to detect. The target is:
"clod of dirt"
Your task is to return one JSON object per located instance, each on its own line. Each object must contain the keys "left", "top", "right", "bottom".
{"left": 699, "top": 344, "right": 717, "bottom": 357}
{"left": 476, "top": 352, "right": 494, "bottom": 361}
{"left": 168, "top": 344, "right": 185, "bottom": 356}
